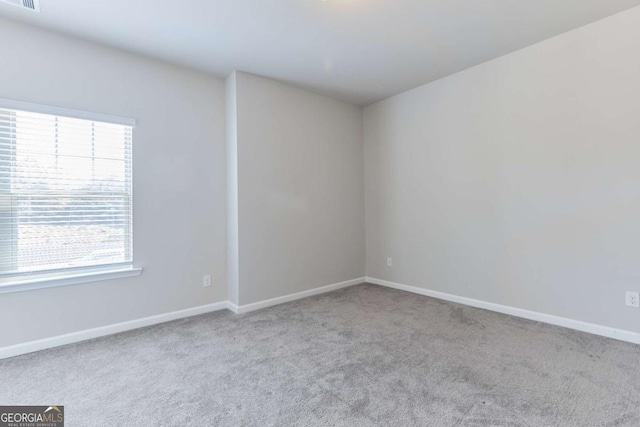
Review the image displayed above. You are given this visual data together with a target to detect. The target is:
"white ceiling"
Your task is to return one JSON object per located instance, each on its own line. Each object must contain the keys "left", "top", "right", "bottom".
{"left": 2, "top": 0, "right": 640, "bottom": 105}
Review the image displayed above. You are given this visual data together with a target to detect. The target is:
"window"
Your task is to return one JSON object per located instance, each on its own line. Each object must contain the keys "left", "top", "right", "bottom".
{"left": 0, "top": 99, "right": 140, "bottom": 291}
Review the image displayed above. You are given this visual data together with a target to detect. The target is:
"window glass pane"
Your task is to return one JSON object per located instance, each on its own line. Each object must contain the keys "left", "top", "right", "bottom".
{"left": 0, "top": 107, "right": 133, "bottom": 276}
{"left": 15, "top": 195, "right": 129, "bottom": 271}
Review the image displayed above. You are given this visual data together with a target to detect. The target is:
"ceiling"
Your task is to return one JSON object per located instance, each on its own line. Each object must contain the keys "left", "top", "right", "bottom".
{"left": 1, "top": 0, "right": 640, "bottom": 105}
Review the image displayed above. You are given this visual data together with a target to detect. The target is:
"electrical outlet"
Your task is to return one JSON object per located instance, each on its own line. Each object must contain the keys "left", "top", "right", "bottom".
{"left": 387, "top": 257, "right": 393, "bottom": 267}
{"left": 203, "top": 275, "right": 212, "bottom": 288}
{"left": 626, "top": 291, "right": 640, "bottom": 308}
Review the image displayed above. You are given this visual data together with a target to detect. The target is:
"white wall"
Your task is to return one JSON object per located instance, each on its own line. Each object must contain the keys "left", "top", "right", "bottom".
{"left": 230, "top": 72, "right": 365, "bottom": 305}
{"left": 0, "top": 19, "right": 228, "bottom": 347}
{"left": 364, "top": 7, "right": 640, "bottom": 333}
{"left": 225, "top": 72, "right": 240, "bottom": 306}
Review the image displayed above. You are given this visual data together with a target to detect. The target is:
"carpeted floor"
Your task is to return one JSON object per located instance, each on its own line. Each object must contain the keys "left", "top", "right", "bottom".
{"left": 1, "top": 284, "right": 639, "bottom": 426}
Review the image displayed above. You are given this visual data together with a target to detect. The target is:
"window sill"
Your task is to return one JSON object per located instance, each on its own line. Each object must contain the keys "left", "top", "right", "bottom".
{"left": 0, "top": 267, "right": 142, "bottom": 294}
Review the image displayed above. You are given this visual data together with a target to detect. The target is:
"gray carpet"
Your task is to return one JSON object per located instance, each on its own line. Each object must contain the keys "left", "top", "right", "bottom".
{"left": 1, "top": 284, "right": 639, "bottom": 426}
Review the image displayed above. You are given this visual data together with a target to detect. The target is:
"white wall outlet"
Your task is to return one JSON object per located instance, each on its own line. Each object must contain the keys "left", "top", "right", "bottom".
{"left": 387, "top": 257, "right": 393, "bottom": 267}
{"left": 625, "top": 291, "right": 639, "bottom": 308}
{"left": 203, "top": 275, "right": 212, "bottom": 288}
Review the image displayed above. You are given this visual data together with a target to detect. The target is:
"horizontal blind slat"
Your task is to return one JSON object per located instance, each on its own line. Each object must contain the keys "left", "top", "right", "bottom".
{"left": 0, "top": 105, "right": 133, "bottom": 276}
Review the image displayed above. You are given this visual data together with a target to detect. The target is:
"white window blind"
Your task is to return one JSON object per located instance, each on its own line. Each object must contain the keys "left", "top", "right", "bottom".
{"left": 0, "top": 102, "right": 134, "bottom": 279}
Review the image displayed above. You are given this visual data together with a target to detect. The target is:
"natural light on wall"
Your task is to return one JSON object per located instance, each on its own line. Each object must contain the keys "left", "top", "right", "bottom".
{"left": 0, "top": 102, "right": 134, "bottom": 283}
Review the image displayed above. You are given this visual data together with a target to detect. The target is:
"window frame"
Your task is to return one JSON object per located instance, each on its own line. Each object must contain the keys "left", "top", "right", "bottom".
{"left": 0, "top": 98, "right": 141, "bottom": 294}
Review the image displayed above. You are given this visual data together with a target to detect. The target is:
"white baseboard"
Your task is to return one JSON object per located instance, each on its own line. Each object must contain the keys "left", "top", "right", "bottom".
{"left": 229, "top": 277, "right": 366, "bottom": 314}
{"left": 0, "top": 301, "right": 230, "bottom": 360}
{"left": 6, "top": 276, "right": 632, "bottom": 358}
{"left": 366, "top": 277, "right": 640, "bottom": 345}
{"left": 1, "top": 277, "right": 366, "bottom": 359}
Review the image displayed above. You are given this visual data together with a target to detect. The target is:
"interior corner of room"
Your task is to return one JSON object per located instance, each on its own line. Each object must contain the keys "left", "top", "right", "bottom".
{"left": 0, "top": 0, "right": 640, "bottom": 427}
{"left": 1, "top": 1, "right": 640, "bottom": 423}
{"left": 1, "top": 4, "right": 640, "bottom": 353}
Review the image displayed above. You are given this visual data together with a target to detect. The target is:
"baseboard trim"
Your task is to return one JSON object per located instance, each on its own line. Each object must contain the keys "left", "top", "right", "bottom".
{"left": 1, "top": 278, "right": 367, "bottom": 359}
{"left": 0, "top": 301, "right": 230, "bottom": 360}
{"left": 7, "top": 276, "right": 632, "bottom": 358}
{"left": 366, "top": 277, "right": 640, "bottom": 345}
{"left": 231, "top": 277, "right": 366, "bottom": 314}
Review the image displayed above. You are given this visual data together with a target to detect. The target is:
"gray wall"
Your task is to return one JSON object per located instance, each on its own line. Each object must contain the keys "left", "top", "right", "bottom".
{"left": 0, "top": 19, "right": 228, "bottom": 347}
{"left": 230, "top": 72, "right": 365, "bottom": 305}
{"left": 3, "top": 5, "right": 639, "bottom": 348}
{"left": 364, "top": 7, "right": 640, "bottom": 333}
{"left": 0, "top": 21, "right": 365, "bottom": 347}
